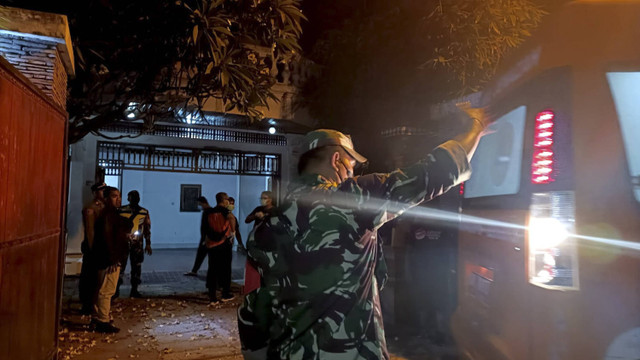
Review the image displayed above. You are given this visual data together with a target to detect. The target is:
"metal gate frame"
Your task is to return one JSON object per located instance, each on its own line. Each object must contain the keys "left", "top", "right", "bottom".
{"left": 96, "top": 141, "right": 282, "bottom": 199}
{"left": 97, "top": 141, "right": 281, "bottom": 176}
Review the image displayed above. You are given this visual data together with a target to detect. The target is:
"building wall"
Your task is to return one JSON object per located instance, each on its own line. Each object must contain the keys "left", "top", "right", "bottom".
{"left": 118, "top": 170, "right": 269, "bottom": 248}
{"left": 66, "top": 131, "right": 302, "bottom": 266}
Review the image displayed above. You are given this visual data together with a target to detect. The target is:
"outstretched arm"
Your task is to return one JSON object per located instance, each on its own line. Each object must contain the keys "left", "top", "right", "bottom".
{"left": 352, "top": 106, "right": 489, "bottom": 228}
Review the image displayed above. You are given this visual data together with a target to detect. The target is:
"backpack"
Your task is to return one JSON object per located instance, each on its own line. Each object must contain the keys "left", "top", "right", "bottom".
{"left": 204, "top": 209, "right": 231, "bottom": 248}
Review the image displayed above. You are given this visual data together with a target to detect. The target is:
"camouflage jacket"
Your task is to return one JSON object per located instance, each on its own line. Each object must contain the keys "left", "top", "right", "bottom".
{"left": 239, "top": 140, "right": 471, "bottom": 360}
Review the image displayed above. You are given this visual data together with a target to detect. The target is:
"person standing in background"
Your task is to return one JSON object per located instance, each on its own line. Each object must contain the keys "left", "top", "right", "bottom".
{"left": 228, "top": 197, "right": 245, "bottom": 251}
{"left": 116, "top": 190, "right": 152, "bottom": 298}
{"left": 185, "top": 196, "right": 211, "bottom": 277}
{"left": 244, "top": 191, "right": 275, "bottom": 227}
{"left": 204, "top": 192, "right": 236, "bottom": 304}
{"left": 79, "top": 182, "right": 106, "bottom": 314}
{"left": 243, "top": 191, "right": 276, "bottom": 294}
{"left": 92, "top": 187, "right": 132, "bottom": 333}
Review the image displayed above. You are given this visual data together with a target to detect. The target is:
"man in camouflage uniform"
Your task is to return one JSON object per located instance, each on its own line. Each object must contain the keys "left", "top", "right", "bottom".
{"left": 239, "top": 106, "right": 488, "bottom": 359}
{"left": 117, "top": 190, "right": 152, "bottom": 298}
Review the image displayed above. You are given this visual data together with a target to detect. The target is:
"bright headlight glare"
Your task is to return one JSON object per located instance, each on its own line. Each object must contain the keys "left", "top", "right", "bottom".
{"left": 529, "top": 217, "right": 569, "bottom": 250}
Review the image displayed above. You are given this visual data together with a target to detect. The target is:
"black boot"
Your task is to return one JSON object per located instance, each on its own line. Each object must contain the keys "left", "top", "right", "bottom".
{"left": 94, "top": 320, "right": 120, "bottom": 333}
{"left": 130, "top": 285, "right": 142, "bottom": 298}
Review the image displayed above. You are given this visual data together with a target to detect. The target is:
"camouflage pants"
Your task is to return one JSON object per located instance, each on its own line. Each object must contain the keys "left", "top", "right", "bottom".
{"left": 121, "top": 241, "right": 145, "bottom": 286}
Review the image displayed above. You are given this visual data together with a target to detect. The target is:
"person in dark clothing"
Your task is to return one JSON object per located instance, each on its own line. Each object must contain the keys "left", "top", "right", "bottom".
{"left": 116, "top": 190, "right": 152, "bottom": 298}
{"left": 185, "top": 196, "right": 211, "bottom": 276}
{"left": 79, "top": 182, "right": 106, "bottom": 314}
{"left": 228, "top": 197, "right": 245, "bottom": 251}
{"left": 205, "top": 192, "right": 236, "bottom": 304}
{"left": 243, "top": 191, "right": 275, "bottom": 294}
{"left": 92, "top": 187, "right": 132, "bottom": 333}
{"left": 244, "top": 191, "right": 275, "bottom": 228}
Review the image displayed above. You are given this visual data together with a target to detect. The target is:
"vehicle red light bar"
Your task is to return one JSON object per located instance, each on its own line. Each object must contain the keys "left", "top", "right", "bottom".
{"left": 532, "top": 110, "right": 555, "bottom": 184}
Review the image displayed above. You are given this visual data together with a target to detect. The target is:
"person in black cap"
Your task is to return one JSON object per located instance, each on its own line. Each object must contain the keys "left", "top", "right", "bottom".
{"left": 185, "top": 196, "right": 211, "bottom": 276}
{"left": 79, "top": 182, "right": 106, "bottom": 314}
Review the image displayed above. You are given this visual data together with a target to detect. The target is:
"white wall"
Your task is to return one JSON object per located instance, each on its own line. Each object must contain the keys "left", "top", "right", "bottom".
{"left": 121, "top": 170, "right": 269, "bottom": 249}
{"left": 66, "top": 135, "right": 98, "bottom": 255}
{"left": 65, "top": 130, "right": 302, "bottom": 260}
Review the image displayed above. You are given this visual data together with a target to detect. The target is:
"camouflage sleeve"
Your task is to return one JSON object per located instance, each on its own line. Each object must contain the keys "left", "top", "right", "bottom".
{"left": 355, "top": 140, "right": 471, "bottom": 229}
{"left": 374, "top": 239, "right": 388, "bottom": 291}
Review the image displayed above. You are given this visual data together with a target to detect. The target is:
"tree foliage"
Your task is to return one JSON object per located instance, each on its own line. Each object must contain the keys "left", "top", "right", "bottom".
{"left": 300, "top": 0, "right": 552, "bottom": 132}
{"left": 2, "top": 0, "right": 304, "bottom": 143}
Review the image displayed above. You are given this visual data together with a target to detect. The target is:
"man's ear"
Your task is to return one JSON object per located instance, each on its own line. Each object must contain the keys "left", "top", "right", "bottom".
{"left": 330, "top": 151, "right": 341, "bottom": 169}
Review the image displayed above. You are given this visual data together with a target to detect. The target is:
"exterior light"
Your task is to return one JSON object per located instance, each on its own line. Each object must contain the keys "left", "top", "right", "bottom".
{"left": 528, "top": 217, "right": 570, "bottom": 250}
{"left": 268, "top": 126, "right": 276, "bottom": 134}
{"left": 531, "top": 110, "right": 555, "bottom": 184}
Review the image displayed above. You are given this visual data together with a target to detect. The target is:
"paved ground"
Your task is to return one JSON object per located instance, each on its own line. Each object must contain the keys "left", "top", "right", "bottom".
{"left": 58, "top": 249, "right": 457, "bottom": 360}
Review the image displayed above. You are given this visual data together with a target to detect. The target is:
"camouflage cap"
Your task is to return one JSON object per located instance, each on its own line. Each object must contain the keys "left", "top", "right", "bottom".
{"left": 302, "top": 129, "right": 368, "bottom": 163}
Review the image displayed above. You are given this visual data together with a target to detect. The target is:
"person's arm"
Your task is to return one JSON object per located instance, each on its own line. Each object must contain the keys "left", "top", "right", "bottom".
{"left": 352, "top": 108, "right": 487, "bottom": 229}
{"left": 245, "top": 207, "right": 261, "bottom": 223}
{"left": 83, "top": 207, "right": 97, "bottom": 249}
{"left": 144, "top": 212, "right": 152, "bottom": 255}
{"left": 103, "top": 212, "right": 120, "bottom": 272}
{"left": 452, "top": 106, "right": 486, "bottom": 161}
{"left": 228, "top": 213, "right": 237, "bottom": 238}
{"left": 234, "top": 221, "right": 245, "bottom": 249}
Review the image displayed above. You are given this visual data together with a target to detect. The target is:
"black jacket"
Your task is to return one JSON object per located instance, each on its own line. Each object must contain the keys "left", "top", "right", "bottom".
{"left": 93, "top": 207, "right": 132, "bottom": 269}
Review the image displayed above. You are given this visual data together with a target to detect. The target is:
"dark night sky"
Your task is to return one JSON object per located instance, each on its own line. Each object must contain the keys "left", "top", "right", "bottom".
{"left": 300, "top": 0, "right": 361, "bottom": 54}
{"left": 2, "top": 0, "right": 345, "bottom": 60}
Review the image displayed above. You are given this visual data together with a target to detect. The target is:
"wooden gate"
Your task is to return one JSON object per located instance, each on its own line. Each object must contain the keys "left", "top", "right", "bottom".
{"left": 0, "top": 57, "right": 68, "bottom": 359}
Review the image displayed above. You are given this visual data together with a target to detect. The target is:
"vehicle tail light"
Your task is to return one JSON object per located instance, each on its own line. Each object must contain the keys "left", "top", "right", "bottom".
{"left": 532, "top": 110, "right": 555, "bottom": 184}
{"left": 528, "top": 191, "right": 579, "bottom": 290}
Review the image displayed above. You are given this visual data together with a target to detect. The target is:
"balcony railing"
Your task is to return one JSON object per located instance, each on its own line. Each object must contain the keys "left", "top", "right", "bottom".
{"left": 98, "top": 141, "right": 281, "bottom": 176}
{"left": 101, "top": 122, "right": 288, "bottom": 146}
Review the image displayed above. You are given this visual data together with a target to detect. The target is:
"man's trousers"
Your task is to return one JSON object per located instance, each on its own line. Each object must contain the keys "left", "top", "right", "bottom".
{"left": 206, "top": 241, "right": 232, "bottom": 300}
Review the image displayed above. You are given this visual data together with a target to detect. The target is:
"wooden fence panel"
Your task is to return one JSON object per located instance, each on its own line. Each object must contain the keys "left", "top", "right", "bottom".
{"left": 0, "top": 58, "right": 68, "bottom": 360}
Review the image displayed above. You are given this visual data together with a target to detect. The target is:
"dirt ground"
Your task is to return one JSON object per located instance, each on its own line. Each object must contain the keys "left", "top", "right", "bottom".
{"left": 58, "top": 274, "right": 456, "bottom": 360}
{"left": 58, "top": 294, "right": 244, "bottom": 360}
